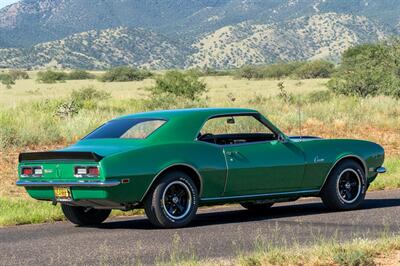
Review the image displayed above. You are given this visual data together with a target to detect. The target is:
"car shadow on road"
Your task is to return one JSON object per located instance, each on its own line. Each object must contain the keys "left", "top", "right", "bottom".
{"left": 96, "top": 197, "right": 400, "bottom": 230}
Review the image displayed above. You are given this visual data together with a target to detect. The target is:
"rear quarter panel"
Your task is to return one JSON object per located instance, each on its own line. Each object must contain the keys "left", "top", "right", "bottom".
{"left": 100, "top": 141, "right": 227, "bottom": 202}
{"left": 296, "top": 139, "right": 385, "bottom": 189}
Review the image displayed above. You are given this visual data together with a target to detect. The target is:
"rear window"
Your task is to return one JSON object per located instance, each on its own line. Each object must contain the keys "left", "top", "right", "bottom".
{"left": 83, "top": 118, "right": 166, "bottom": 140}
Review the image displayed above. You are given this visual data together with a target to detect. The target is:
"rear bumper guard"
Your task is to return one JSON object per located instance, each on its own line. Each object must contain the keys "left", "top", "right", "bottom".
{"left": 16, "top": 180, "right": 120, "bottom": 187}
{"left": 375, "top": 167, "right": 386, "bottom": 174}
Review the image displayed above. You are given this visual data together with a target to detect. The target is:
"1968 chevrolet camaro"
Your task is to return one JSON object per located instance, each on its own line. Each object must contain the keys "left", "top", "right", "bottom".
{"left": 17, "top": 108, "right": 386, "bottom": 228}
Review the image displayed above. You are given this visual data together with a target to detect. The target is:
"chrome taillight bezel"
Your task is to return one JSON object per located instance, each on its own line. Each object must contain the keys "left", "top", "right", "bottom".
{"left": 21, "top": 166, "right": 43, "bottom": 178}
{"left": 74, "top": 166, "right": 100, "bottom": 178}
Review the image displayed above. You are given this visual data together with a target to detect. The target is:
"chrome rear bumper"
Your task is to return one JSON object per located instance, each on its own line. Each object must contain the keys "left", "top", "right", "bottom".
{"left": 16, "top": 180, "right": 120, "bottom": 187}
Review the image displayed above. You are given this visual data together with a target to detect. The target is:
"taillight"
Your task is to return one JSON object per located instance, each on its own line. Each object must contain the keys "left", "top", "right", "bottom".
{"left": 88, "top": 167, "right": 99, "bottom": 176}
{"left": 21, "top": 166, "right": 43, "bottom": 177}
{"left": 22, "top": 167, "right": 33, "bottom": 176}
{"left": 74, "top": 166, "right": 99, "bottom": 177}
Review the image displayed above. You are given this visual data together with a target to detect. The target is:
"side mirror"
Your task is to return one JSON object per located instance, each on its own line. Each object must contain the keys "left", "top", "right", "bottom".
{"left": 277, "top": 134, "right": 287, "bottom": 143}
{"left": 227, "top": 117, "right": 235, "bottom": 124}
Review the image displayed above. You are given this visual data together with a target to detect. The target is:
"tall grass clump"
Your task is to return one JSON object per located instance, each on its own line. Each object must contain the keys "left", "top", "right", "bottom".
{"left": 100, "top": 66, "right": 153, "bottom": 82}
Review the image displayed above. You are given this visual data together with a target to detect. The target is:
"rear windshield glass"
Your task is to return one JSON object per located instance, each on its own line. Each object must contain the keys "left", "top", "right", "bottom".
{"left": 83, "top": 118, "right": 166, "bottom": 139}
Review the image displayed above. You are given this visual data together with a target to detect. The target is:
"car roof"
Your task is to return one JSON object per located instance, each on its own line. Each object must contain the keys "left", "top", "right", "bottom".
{"left": 118, "top": 108, "right": 258, "bottom": 120}
{"left": 115, "top": 108, "right": 260, "bottom": 142}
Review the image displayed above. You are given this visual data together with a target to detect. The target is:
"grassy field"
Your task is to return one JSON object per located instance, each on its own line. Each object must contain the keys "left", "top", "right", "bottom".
{"left": 0, "top": 71, "right": 399, "bottom": 225}
{"left": 165, "top": 235, "right": 400, "bottom": 266}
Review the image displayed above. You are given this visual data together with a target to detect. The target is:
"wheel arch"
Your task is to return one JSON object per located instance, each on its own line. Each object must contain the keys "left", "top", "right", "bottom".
{"left": 320, "top": 154, "right": 367, "bottom": 192}
{"left": 140, "top": 163, "right": 203, "bottom": 202}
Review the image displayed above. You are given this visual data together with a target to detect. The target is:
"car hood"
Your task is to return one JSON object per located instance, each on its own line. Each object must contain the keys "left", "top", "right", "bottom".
{"left": 60, "top": 139, "right": 146, "bottom": 157}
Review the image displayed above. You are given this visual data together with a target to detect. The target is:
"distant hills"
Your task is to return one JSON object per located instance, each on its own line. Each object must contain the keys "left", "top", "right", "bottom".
{"left": 0, "top": 0, "right": 399, "bottom": 69}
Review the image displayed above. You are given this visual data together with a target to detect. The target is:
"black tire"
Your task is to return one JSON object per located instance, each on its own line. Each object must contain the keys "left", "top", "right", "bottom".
{"left": 144, "top": 171, "right": 199, "bottom": 228}
{"left": 240, "top": 202, "right": 274, "bottom": 213}
{"left": 61, "top": 205, "right": 111, "bottom": 226}
{"left": 320, "top": 160, "right": 367, "bottom": 211}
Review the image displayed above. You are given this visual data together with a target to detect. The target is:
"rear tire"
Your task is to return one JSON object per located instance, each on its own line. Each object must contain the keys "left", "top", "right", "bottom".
{"left": 240, "top": 202, "right": 274, "bottom": 213}
{"left": 320, "top": 160, "right": 367, "bottom": 211}
{"left": 61, "top": 205, "right": 111, "bottom": 226}
{"left": 144, "top": 171, "right": 199, "bottom": 228}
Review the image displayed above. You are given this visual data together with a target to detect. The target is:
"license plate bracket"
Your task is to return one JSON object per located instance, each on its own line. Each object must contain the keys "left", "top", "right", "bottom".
{"left": 54, "top": 187, "right": 72, "bottom": 201}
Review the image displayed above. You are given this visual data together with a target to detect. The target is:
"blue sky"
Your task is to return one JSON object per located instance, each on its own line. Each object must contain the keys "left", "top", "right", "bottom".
{"left": 0, "top": 0, "right": 18, "bottom": 9}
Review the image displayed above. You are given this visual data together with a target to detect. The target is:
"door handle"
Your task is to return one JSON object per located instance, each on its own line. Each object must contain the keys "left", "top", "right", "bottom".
{"left": 225, "top": 151, "right": 239, "bottom": 156}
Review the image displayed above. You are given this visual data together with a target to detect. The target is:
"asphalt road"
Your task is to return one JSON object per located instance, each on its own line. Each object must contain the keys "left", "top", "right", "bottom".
{"left": 1, "top": 190, "right": 399, "bottom": 265}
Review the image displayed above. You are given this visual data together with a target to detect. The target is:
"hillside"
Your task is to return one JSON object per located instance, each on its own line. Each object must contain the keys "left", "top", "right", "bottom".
{"left": 0, "top": 27, "right": 187, "bottom": 69}
{"left": 188, "top": 13, "right": 386, "bottom": 68}
{"left": 0, "top": 0, "right": 399, "bottom": 69}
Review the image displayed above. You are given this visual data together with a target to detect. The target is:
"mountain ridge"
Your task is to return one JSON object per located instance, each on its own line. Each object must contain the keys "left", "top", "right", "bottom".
{"left": 0, "top": 0, "right": 399, "bottom": 69}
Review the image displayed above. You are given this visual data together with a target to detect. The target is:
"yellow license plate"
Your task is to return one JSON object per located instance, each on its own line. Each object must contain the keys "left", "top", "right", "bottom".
{"left": 54, "top": 187, "right": 72, "bottom": 200}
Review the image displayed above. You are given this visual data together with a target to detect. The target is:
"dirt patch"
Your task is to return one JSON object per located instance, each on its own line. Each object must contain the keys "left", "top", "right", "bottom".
{"left": 374, "top": 250, "right": 400, "bottom": 266}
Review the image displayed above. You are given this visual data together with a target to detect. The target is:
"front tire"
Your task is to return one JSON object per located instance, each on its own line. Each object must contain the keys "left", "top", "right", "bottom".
{"left": 320, "top": 160, "right": 367, "bottom": 211}
{"left": 144, "top": 171, "right": 199, "bottom": 228}
{"left": 61, "top": 205, "right": 111, "bottom": 226}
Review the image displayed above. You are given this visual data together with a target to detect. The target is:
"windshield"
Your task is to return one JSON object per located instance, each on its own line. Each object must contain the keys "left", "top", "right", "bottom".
{"left": 83, "top": 118, "right": 166, "bottom": 140}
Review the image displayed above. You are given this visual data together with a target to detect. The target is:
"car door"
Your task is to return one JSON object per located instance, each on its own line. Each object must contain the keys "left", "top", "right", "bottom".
{"left": 197, "top": 113, "right": 306, "bottom": 196}
{"left": 223, "top": 140, "right": 305, "bottom": 196}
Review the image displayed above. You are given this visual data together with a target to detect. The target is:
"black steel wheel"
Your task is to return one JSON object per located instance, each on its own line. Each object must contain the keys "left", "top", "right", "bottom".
{"left": 144, "top": 171, "right": 199, "bottom": 228}
{"left": 321, "top": 160, "right": 366, "bottom": 211}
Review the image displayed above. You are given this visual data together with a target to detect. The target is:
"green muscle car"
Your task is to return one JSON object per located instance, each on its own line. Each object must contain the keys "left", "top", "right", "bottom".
{"left": 17, "top": 108, "right": 386, "bottom": 228}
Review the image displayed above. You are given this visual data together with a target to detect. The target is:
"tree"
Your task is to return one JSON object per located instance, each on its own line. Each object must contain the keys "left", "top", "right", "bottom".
{"left": 328, "top": 41, "right": 400, "bottom": 98}
{"left": 148, "top": 71, "right": 207, "bottom": 101}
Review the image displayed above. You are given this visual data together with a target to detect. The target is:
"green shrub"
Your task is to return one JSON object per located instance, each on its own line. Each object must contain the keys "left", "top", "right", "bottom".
{"left": 100, "top": 66, "right": 153, "bottom": 82}
{"left": 37, "top": 70, "right": 68, "bottom": 83}
{"left": 0, "top": 73, "right": 15, "bottom": 88}
{"left": 148, "top": 70, "right": 207, "bottom": 101}
{"left": 67, "top": 70, "right": 95, "bottom": 80}
{"left": 71, "top": 86, "right": 111, "bottom": 102}
{"left": 294, "top": 60, "right": 335, "bottom": 79}
{"left": 235, "top": 62, "right": 305, "bottom": 80}
{"left": 8, "top": 70, "right": 29, "bottom": 80}
{"left": 328, "top": 41, "right": 400, "bottom": 98}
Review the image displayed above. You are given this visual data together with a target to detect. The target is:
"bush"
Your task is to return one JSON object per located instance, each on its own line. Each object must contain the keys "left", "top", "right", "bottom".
{"left": 8, "top": 70, "right": 29, "bottom": 80}
{"left": 0, "top": 73, "right": 15, "bottom": 89}
{"left": 100, "top": 67, "right": 152, "bottom": 82}
{"left": 148, "top": 71, "right": 207, "bottom": 101}
{"left": 71, "top": 86, "right": 111, "bottom": 102}
{"left": 328, "top": 41, "right": 400, "bottom": 98}
{"left": 235, "top": 62, "right": 306, "bottom": 80}
{"left": 67, "top": 70, "right": 95, "bottom": 80}
{"left": 37, "top": 70, "right": 68, "bottom": 83}
{"left": 294, "top": 60, "right": 335, "bottom": 79}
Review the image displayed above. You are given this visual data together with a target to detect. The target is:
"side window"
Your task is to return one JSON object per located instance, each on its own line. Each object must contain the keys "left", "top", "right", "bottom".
{"left": 198, "top": 115, "right": 276, "bottom": 145}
